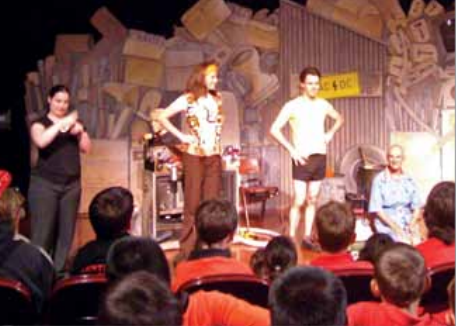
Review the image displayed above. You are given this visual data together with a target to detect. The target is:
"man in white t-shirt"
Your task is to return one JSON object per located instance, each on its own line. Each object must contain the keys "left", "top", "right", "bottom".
{"left": 270, "top": 67, "right": 343, "bottom": 250}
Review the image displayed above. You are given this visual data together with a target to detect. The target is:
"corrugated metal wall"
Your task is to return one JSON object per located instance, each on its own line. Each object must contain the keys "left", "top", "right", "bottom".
{"left": 275, "top": 0, "right": 388, "bottom": 206}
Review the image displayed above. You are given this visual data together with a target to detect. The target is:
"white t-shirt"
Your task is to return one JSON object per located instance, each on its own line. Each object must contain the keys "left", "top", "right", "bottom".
{"left": 281, "top": 96, "right": 333, "bottom": 157}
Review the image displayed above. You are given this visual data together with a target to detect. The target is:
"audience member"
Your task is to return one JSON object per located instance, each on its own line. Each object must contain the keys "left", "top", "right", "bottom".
{"left": 310, "top": 201, "right": 372, "bottom": 271}
{"left": 106, "top": 236, "right": 270, "bottom": 326}
{"left": 99, "top": 271, "right": 183, "bottom": 325}
{"left": 269, "top": 266, "right": 347, "bottom": 326}
{"left": 172, "top": 199, "right": 252, "bottom": 291}
{"left": 358, "top": 233, "right": 395, "bottom": 264}
{"left": 250, "top": 235, "right": 297, "bottom": 282}
{"left": 0, "top": 185, "right": 55, "bottom": 312}
{"left": 416, "top": 181, "right": 455, "bottom": 268}
{"left": 347, "top": 243, "right": 443, "bottom": 326}
{"left": 70, "top": 187, "right": 133, "bottom": 274}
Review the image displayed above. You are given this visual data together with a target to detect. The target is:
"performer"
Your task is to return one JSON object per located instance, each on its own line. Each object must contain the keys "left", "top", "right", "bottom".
{"left": 156, "top": 61, "right": 223, "bottom": 255}
{"left": 270, "top": 66, "right": 343, "bottom": 249}
{"left": 28, "top": 84, "right": 91, "bottom": 271}
{"left": 369, "top": 144, "right": 422, "bottom": 243}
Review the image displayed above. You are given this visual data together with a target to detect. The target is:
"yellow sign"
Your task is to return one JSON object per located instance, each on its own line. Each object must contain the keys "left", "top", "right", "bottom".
{"left": 319, "top": 72, "right": 361, "bottom": 99}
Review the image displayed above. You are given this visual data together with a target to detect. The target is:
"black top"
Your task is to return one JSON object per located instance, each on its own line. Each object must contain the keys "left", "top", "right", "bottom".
{"left": 32, "top": 115, "right": 81, "bottom": 184}
{"left": 70, "top": 233, "right": 129, "bottom": 274}
{"left": 0, "top": 223, "right": 55, "bottom": 313}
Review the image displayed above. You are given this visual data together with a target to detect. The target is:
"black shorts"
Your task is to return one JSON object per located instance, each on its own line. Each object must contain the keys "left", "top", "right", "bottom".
{"left": 292, "top": 154, "right": 326, "bottom": 181}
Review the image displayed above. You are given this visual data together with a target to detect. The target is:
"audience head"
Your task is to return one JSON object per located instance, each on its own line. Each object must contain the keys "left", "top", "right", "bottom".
{"left": 358, "top": 233, "right": 395, "bottom": 264}
{"left": 315, "top": 201, "right": 356, "bottom": 253}
{"left": 89, "top": 187, "right": 133, "bottom": 240}
{"left": 0, "top": 187, "right": 26, "bottom": 232}
{"left": 106, "top": 237, "right": 170, "bottom": 285}
{"left": 195, "top": 199, "right": 238, "bottom": 246}
{"left": 372, "top": 243, "right": 427, "bottom": 308}
{"left": 250, "top": 248, "right": 267, "bottom": 279}
{"left": 99, "top": 271, "right": 182, "bottom": 326}
{"left": 251, "top": 236, "right": 297, "bottom": 282}
{"left": 423, "top": 181, "right": 455, "bottom": 245}
{"left": 269, "top": 266, "right": 347, "bottom": 326}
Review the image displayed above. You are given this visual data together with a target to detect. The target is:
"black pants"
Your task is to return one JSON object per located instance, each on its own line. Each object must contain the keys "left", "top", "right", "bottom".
{"left": 28, "top": 175, "right": 81, "bottom": 271}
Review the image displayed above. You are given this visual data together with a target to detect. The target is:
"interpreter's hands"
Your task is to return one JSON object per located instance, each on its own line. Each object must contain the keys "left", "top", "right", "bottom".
{"left": 69, "top": 122, "right": 85, "bottom": 135}
{"left": 393, "top": 225, "right": 411, "bottom": 244}
{"left": 59, "top": 111, "right": 78, "bottom": 133}
{"left": 290, "top": 149, "right": 307, "bottom": 166}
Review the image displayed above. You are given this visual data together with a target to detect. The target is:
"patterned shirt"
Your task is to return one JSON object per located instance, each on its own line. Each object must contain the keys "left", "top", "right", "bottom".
{"left": 369, "top": 169, "right": 422, "bottom": 238}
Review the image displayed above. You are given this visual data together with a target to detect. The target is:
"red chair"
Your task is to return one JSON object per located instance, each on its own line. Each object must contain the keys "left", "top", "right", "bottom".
{"left": 176, "top": 273, "right": 270, "bottom": 308}
{"left": 0, "top": 277, "right": 37, "bottom": 325}
{"left": 421, "top": 261, "right": 455, "bottom": 313}
{"left": 47, "top": 273, "right": 107, "bottom": 325}
{"left": 80, "top": 263, "right": 107, "bottom": 274}
{"left": 239, "top": 157, "right": 279, "bottom": 228}
{"left": 331, "top": 266, "right": 379, "bottom": 305}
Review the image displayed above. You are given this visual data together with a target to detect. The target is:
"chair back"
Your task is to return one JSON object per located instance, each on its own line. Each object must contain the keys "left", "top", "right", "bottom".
{"left": 239, "top": 158, "right": 261, "bottom": 176}
{"left": 177, "top": 274, "right": 270, "bottom": 308}
{"left": 47, "top": 273, "right": 107, "bottom": 325}
{"left": 421, "top": 261, "right": 455, "bottom": 313}
{"left": 80, "top": 264, "right": 107, "bottom": 274}
{"left": 332, "top": 267, "right": 379, "bottom": 305}
{"left": 0, "top": 277, "right": 37, "bottom": 325}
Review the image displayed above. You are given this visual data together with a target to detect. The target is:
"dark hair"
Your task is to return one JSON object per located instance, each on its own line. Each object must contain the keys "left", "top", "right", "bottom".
{"left": 423, "top": 181, "right": 455, "bottom": 245}
{"left": 186, "top": 60, "right": 219, "bottom": 101}
{"left": 315, "top": 201, "right": 356, "bottom": 253}
{"left": 299, "top": 66, "right": 321, "bottom": 83}
{"left": 99, "top": 271, "right": 182, "bottom": 326}
{"left": 195, "top": 199, "right": 238, "bottom": 245}
{"left": 89, "top": 187, "right": 133, "bottom": 240}
{"left": 269, "top": 266, "right": 347, "bottom": 326}
{"left": 375, "top": 243, "right": 427, "bottom": 307}
{"left": 358, "top": 233, "right": 395, "bottom": 264}
{"left": 48, "top": 84, "right": 70, "bottom": 98}
{"left": 251, "top": 236, "right": 297, "bottom": 282}
{"left": 250, "top": 248, "right": 267, "bottom": 279}
{"left": 106, "top": 237, "right": 171, "bottom": 285}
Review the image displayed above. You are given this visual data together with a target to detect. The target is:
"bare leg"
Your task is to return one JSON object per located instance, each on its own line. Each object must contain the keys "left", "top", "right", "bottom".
{"left": 289, "top": 180, "right": 307, "bottom": 238}
{"left": 303, "top": 180, "right": 322, "bottom": 238}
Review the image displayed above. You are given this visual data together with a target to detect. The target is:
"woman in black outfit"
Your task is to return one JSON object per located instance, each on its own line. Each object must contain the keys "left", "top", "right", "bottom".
{"left": 28, "top": 85, "right": 91, "bottom": 271}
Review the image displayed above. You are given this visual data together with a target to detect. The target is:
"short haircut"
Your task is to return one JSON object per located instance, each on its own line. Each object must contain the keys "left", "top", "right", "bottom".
{"left": 89, "top": 187, "right": 134, "bottom": 240}
{"left": 99, "top": 271, "right": 182, "bottom": 326}
{"left": 269, "top": 266, "right": 347, "bottom": 326}
{"left": 315, "top": 201, "right": 356, "bottom": 253}
{"left": 264, "top": 236, "right": 297, "bottom": 282}
{"left": 423, "top": 181, "right": 455, "bottom": 245}
{"left": 299, "top": 66, "right": 321, "bottom": 83}
{"left": 195, "top": 199, "right": 238, "bottom": 245}
{"left": 0, "top": 188, "right": 25, "bottom": 224}
{"left": 375, "top": 243, "right": 427, "bottom": 307}
{"left": 106, "top": 237, "right": 171, "bottom": 285}
{"left": 358, "top": 233, "right": 395, "bottom": 264}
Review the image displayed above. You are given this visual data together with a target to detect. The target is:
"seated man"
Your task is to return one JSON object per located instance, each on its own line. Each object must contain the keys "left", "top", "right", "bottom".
{"left": 347, "top": 243, "right": 443, "bottom": 326}
{"left": 172, "top": 199, "right": 253, "bottom": 291}
{"left": 369, "top": 144, "right": 422, "bottom": 243}
{"left": 310, "top": 201, "right": 372, "bottom": 271}
{"left": 269, "top": 266, "right": 348, "bottom": 326}
{"left": 70, "top": 186, "right": 133, "bottom": 274}
{"left": 416, "top": 181, "right": 455, "bottom": 268}
{"left": 99, "top": 271, "right": 183, "bottom": 325}
{"left": 0, "top": 185, "right": 55, "bottom": 313}
{"left": 106, "top": 236, "right": 270, "bottom": 326}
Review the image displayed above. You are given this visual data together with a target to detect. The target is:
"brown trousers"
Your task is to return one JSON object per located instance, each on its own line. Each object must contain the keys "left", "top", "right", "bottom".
{"left": 180, "top": 153, "right": 222, "bottom": 253}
